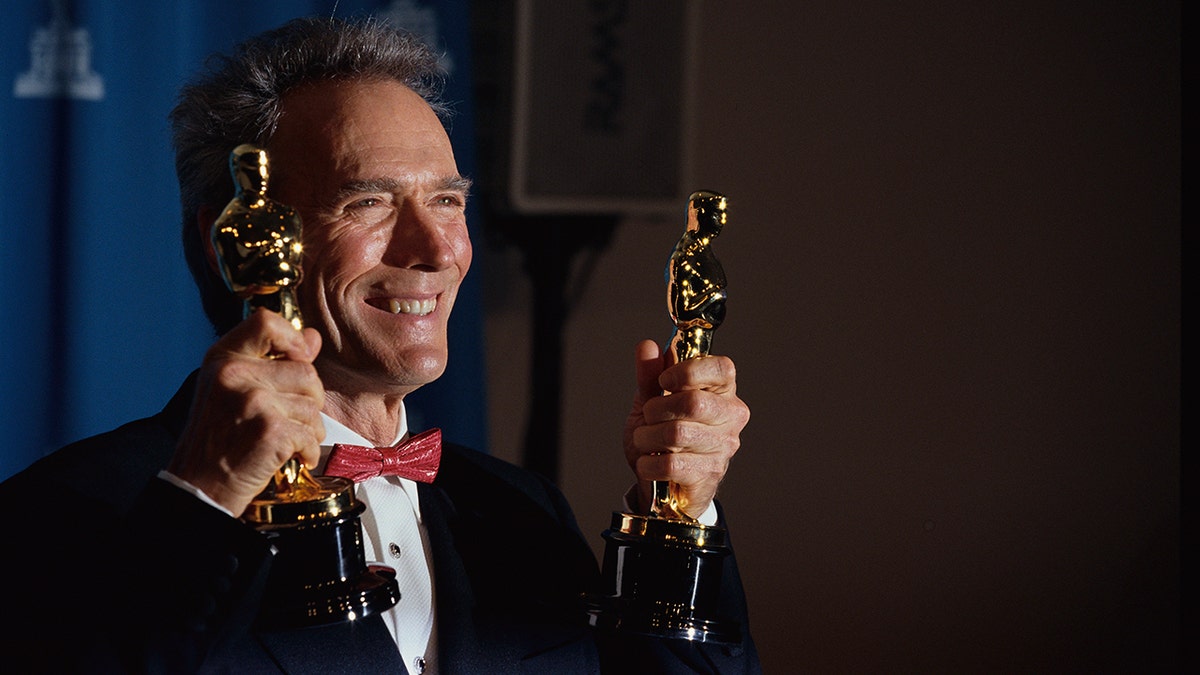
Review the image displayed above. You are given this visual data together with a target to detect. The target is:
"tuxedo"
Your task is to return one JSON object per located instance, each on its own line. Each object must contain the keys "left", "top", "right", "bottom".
{"left": 0, "top": 374, "right": 759, "bottom": 674}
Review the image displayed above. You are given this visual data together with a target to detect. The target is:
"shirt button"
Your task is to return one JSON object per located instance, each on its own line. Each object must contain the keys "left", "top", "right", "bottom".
{"left": 413, "top": 656, "right": 426, "bottom": 674}
{"left": 389, "top": 542, "right": 402, "bottom": 559}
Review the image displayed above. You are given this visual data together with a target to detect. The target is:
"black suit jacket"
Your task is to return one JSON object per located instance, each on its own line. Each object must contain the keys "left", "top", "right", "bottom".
{"left": 0, "top": 375, "right": 759, "bottom": 674}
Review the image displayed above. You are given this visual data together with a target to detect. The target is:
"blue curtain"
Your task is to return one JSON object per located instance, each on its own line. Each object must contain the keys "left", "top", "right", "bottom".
{"left": 0, "top": 0, "right": 487, "bottom": 482}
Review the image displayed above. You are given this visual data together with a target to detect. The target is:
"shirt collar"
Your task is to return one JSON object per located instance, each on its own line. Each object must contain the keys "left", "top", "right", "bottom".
{"left": 317, "top": 403, "right": 410, "bottom": 470}
{"left": 316, "top": 404, "right": 426, "bottom": 530}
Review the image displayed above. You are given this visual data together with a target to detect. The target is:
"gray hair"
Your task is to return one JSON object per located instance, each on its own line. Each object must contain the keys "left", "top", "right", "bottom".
{"left": 171, "top": 16, "right": 449, "bottom": 335}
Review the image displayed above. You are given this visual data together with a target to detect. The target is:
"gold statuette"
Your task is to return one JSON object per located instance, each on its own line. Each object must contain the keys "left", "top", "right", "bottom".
{"left": 587, "top": 190, "right": 740, "bottom": 644}
{"left": 213, "top": 144, "right": 330, "bottom": 505}
{"left": 653, "top": 190, "right": 729, "bottom": 519}
{"left": 213, "top": 144, "right": 304, "bottom": 329}
{"left": 667, "top": 190, "right": 728, "bottom": 361}
{"left": 211, "top": 144, "right": 398, "bottom": 628}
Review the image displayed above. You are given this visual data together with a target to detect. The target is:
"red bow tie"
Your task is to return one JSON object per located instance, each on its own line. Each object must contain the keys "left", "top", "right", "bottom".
{"left": 324, "top": 428, "right": 442, "bottom": 483}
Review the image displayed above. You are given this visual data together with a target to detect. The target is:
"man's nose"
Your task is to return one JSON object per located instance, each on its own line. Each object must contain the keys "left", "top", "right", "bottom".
{"left": 382, "top": 206, "right": 456, "bottom": 271}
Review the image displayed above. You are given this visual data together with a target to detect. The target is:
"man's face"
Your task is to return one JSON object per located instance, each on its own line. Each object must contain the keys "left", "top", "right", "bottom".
{"left": 265, "top": 78, "right": 472, "bottom": 398}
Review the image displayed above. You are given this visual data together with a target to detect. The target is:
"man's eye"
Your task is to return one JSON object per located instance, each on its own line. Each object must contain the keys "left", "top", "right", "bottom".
{"left": 353, "top": 197, "right": 383, "bottom": 208}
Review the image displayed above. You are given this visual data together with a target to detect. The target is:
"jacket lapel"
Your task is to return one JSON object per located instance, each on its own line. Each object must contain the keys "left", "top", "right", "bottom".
{"left": 418, "top": 480, "right": 486, "bottom": 672}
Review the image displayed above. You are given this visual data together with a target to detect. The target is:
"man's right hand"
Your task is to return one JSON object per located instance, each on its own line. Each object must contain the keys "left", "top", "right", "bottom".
{"left": 167, "top": 309, "right": 326, "bottom": 516}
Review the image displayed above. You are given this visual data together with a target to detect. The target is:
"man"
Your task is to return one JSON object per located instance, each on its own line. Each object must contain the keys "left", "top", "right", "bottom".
{"left": 0, "top": 17, "right": 757, "bottom": 674}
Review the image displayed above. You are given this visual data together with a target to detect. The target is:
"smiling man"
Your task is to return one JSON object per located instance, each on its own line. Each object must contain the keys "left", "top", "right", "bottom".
{"left": 0, "top": 17, "right": 758, "bottom": 674}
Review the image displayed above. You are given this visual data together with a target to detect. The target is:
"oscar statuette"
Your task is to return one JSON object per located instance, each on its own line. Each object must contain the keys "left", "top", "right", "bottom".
{"left": 587, "top": 190, "right": 741, "bottom": 644}
{"left": 211, "top": 144, "right": 399, "bottom": 628}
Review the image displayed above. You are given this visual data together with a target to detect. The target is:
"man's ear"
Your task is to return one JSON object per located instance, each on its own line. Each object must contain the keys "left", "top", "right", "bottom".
{"left": 197, "top": 205, "right": 220, "bottom": 275}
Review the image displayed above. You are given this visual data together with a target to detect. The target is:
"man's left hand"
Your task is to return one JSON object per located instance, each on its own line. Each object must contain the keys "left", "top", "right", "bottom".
{"left": 622, "top": 339, "right": 750, "bottom": 520}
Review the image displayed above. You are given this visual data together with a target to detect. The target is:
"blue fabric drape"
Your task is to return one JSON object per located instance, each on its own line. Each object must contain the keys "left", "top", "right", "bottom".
{"left": 1, "top": 0, "right": 486, "bottom": 481}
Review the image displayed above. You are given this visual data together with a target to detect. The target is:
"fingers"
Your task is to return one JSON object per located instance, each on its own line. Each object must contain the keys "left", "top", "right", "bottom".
{"left": 633, "top": 451, "right": 732, "bottom": 518}
{"left": 629, "top": 384, "right": 745, "bottom": 518}
{"left": 637, "top": 357, "right": 747, "bottom": 450}
{"left": 208, "top": 311, "right": 326, "bottom": 461}
{"left": 224, "top": 308, "right": 322, "bottom": 363}
{"left": 168, "top": 309, "right": 326, "bottom": 515}
{"left": 622, "top": 341, "right": 750, "bottom": 519}
{"left": 657, "top": 353, "right": 739, "bottom": 396}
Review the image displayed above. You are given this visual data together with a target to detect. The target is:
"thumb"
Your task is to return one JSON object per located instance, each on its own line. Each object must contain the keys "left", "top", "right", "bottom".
{"left": 299, "top": 327, "right": 323, "bottom": 362}
{"left": 633, "top": 338, "right": 666, "bottom": 403}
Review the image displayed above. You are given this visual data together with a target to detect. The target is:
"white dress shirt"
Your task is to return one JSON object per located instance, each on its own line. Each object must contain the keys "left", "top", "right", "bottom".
{"left": 317, "top": 409, "right": 438, "bottom": 675}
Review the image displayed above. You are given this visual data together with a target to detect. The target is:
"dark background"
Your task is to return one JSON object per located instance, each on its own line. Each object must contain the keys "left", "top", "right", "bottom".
{"left": 479, "top": 1, "right": 1180, "bottom": 671}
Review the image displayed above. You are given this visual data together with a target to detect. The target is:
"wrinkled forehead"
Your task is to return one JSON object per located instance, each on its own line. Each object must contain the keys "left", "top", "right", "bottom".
{"left": 280, "top": 78, "right": 443, "bottom": 133}
{"left": 265, "top": 78, "right": 457, "bottom": 196}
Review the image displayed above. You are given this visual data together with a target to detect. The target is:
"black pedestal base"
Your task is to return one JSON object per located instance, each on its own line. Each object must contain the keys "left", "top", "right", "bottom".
{"left": 254, "top": 497, "right": 400, "bottom": 629}
{"left": 586, "top": 511, "right": 741, "bottom": 645}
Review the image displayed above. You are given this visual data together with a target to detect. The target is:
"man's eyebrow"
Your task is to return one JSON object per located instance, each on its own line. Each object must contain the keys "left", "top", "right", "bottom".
{"left": 333, "top": 175, "right": 473, "bottom": 201}
{"left": 333, "top": 177, "right": 401, "bottom": 200}
{"left": 440, "top": 174, "right": 473, "bottom": 197}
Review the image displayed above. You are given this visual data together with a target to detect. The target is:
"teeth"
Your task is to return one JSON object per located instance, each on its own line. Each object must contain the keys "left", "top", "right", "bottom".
{"left": 387, "top": 298, "right": 436, "bottom": 316}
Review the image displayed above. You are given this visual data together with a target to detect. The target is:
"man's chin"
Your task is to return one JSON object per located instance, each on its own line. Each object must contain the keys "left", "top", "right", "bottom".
{"left": 380, "top": 350, "right": 451, "bottom": 389}
{"left": 315, "top": 350, "right": 448, "bottom": 393}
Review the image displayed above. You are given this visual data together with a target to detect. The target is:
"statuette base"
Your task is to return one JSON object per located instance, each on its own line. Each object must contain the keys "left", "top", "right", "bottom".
{"left": 586, "top": 511, "right": 741, "bottom": 645}
{"left": 248, "top": 478, "right": 400, "bottom": 629}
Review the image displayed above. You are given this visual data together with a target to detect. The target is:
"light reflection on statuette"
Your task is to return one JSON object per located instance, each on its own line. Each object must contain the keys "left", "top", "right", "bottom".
{"left": 653, "top": 190, "right": 729, "bottom": 519}
{"left": 667, "top": 191, "right": 728, "bottom": 362}
{"left": 213, "top": 144, "right": 305, "bottom": 331}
